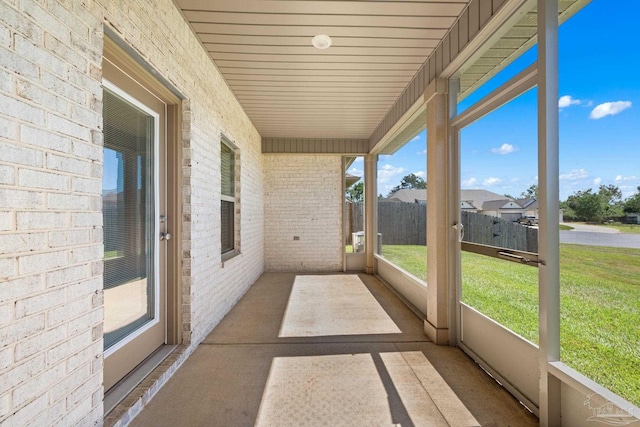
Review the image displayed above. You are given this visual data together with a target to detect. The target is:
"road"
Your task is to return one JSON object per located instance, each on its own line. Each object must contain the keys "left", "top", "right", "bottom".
{"left": 559, "top": 223, "right": 640, "bottom": 248}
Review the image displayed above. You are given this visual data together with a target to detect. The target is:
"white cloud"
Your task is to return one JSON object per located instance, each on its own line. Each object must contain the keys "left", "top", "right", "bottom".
{"left": 410, "top": 135, "right": 420, "bottom": 143}
{"left": 559, "top": 168, "right": 588, "bottom": 181}
{"left": 377, "top": 164, "right": 407, "bottom": 183}
{"left": 483, "top": 177, "right": 501, "bottom": 186}
{"left": 347, "top": 167, "right": 363, "bottom": 177}
{"left": 353, "top": 157, "right": 363, "bottom": 164}
{"left": 620, "top": 183, "right": 640, "bottom": 199}
{"left": 414, "top": 171, "right": 425, "bottom": 178}
{"left": 558, "top": 95, "right": 581, "bottom": 108}
{"left": 416, "top": 149, "right": 427, "bottom": 155}
{"left": 593, "top": 177, "right": 602, "bottom": 186}
{"left": 491, "top": 143, "right": 518, "bottom": 155}
{"left": 615, "top": 175, "right": 637, "bottom": 182}
{"left": 589, "top": 101, "right": 632, "bottom": 119}
{"left": 462, "top": 177, "right": 477, "bottom": 187}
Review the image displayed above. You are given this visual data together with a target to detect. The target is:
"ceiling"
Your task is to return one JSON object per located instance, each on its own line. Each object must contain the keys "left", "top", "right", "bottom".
{"left": 174, "top": 0, "right": 588, "bottom": 144}
{"left": 175, "top": 0, "right": 470, "bottom": 139}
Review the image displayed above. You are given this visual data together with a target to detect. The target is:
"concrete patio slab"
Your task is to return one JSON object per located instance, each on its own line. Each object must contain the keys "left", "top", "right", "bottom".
{"left": 130, "top": 273, "right": 537, "bottom": 427}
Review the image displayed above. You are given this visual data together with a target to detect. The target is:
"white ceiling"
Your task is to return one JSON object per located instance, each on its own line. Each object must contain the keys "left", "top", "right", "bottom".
{"left": 174, "top": 0, "right": 587, "bottom": 143}
{"left": 175, "top": 0, "right": 470, "bottom": 139}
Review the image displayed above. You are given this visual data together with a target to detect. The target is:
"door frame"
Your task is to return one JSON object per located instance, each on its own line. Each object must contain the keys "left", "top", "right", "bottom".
{"left": 103, "top": 36, "right": 182, "bottom": 391}
{"left": 450, "top": 64, "right": 540, "bottom": 414}
{"left": 102, "top": 77, "right": 163, "bottom": 360}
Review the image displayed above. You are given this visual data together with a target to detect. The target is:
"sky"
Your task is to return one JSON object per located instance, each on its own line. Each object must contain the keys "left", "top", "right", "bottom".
{"left": 348, "top": 0, "right": 640, "bottom": 201}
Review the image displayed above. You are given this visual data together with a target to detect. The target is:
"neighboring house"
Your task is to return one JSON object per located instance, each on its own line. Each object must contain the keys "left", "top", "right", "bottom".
{"left": 460, "top": 200, "right": 479, "bottom": 212}
{"left": 460, "top": 189, "right": 511, "bottom": 209}
{"left": 626, "top": 213, "right": 640, "bottom": 224}
{"left": 383, "top": 188, "right": 427, "bottom": 203}
{"left": 517, "top": 197, "right": 540, "bottom": 218}
{"left": 481, "top": 199, "right": 526, "bottom": 221}
{"left": 384, "top": 189, "right": 527, "bottom": 220}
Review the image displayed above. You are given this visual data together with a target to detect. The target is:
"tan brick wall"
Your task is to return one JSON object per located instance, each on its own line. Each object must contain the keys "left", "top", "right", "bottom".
{"left": 263, "top": 155, "right": 343, "bottom": 272}
{"left": 0, "top": 0, "right": 264, "bottom": 425}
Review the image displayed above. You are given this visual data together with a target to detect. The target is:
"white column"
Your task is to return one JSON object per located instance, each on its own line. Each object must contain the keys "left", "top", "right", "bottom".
{"left": 448, "top": 78, "right": 460, "bottom": 345}
{"left": 424, "top": 78, "right": 453, "bottom": 345}
{"left": 364, "top": 154, "right": 378, "bottom": 274}
{"left": 538, "top": 0, "right": 561, "bottom": 425}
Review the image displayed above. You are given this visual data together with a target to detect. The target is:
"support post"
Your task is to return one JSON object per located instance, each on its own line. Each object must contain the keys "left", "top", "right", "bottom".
{"left": 538, "top": 0, "right": 562, "bottom": 424}
{"left": 364, "top": 154, "right": 378, "bottom": 274}
{"left": 448, "top": 79, "right": 460, "bottom": 346}
{"left": 424, "top": 78, "right": 452, "bottom": 344}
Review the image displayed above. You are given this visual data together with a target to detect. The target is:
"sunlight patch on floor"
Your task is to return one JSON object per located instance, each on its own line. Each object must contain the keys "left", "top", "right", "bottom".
{"left": 278, "top": 275, "right": 402, "bottom": 338}
{"left": 255, "top": 351, "right": 479, "bottom": 426}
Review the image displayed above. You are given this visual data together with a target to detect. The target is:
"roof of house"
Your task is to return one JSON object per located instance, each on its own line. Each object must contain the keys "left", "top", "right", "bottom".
{"left": 482, "top": 199, "right": 524, "bottom": 211}
{"left": 460, "top": 189, "right": 508, "bottom": 207}
{"left": 460, "top": 201, "right": 477, "bottom": 210}
{"left": 384, "top": 189, "right": 426, "bottom": 203}
{"left": 384, "top": 189, "right": 508, "bottom": 207}
{"left": 517, "top": 197, "right": 538, "bottom": 209}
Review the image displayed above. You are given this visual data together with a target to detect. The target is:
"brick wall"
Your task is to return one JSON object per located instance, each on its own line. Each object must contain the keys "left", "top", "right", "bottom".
{"left": 0, "top": 1, "right": 104, "bottom": 425}
{"left": 0, "top": 0, "right": 264, "bottom": 425}
{"left": 264, "top": 155, "right": 343, "bottom": 272}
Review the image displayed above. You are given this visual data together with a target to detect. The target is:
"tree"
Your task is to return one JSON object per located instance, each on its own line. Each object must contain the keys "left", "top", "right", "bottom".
{"left": 598, "top": 184, "right": 622, "bottom": 205}
{"left": 346, "top": 181, "right": 364, "bottom": 202}
{"left": 520, "top": 184, "right": 538, "bottom": 199}
{"left": 598, "top": 184, "right": 623, "bottom": 217}
{"left": 388, "top": 173, "right": 426, "bottom": 196}
{"left": 623, "top": 186, "right": 640, "bottom": 213}
{"left": 566, "top": 189, "right": 604, "bottom": 222}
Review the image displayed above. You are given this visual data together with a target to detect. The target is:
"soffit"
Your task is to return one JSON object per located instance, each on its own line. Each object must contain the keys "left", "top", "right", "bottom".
{"left": 457, "top": 0, "right": 590, "bottom": 100}
{"left": 174, "top": 0, "right": 469, "bottom": 139}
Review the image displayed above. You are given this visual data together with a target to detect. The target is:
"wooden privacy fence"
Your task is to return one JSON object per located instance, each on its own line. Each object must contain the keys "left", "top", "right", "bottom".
{"left": 347, "top": 202, "right": 538, "bottom": 252}
{"left": 348, "top": 201, "right": 425, "bottom": 245}
{"left": 461, "top": 210, "right": 538, "bottom": 253}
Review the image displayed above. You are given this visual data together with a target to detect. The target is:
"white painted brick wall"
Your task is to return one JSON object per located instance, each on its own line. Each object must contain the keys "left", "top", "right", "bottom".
{"left": 263, "top": 155, "right": 343, "bottom": 272}
{"left": 1, "top": 0, "right": 265, "bottom": 425}
{"left": 0, "top": 1, "right": 105, "bottom": 425}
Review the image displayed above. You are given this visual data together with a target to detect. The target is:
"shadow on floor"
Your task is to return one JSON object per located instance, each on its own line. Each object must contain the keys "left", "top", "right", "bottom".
{"left": 130, "top": 273, "right": 537, "bottom": 426}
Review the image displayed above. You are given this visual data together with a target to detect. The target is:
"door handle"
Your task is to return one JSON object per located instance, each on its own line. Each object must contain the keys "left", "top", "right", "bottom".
{"left": 160, "top": 232, "right": 171, "bottom": 241}
{"left": 452, "top": 223, "right": 464, "bottom": 242}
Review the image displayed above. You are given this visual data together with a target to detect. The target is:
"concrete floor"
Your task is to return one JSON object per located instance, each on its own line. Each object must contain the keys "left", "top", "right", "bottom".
{"left": 130, "top": 273, "right": 538, "bottom": 426}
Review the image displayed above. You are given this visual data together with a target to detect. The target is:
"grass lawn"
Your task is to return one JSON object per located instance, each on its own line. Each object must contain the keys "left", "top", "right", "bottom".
{"left": 559, "top": 224, "right": 574, "bottom": 231}
{"left": 381, "top": 244, "right": 640, "bottom": 407}
{"left": 601, "top": 223, "right": 640, "bottom": 234}
{"left": 104, "top": 250, "right": 120, "bottom": 259}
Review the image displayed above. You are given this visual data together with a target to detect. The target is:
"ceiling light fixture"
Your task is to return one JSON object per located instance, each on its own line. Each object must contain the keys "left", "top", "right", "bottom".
{"left": 312, "top": 34, "right": 332, "bottom": 49}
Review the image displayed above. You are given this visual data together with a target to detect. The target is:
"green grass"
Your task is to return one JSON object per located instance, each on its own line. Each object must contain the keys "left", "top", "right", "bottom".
{"left": 601, "top": 223, "right": 640, "bottom": 234}
{"left": 559, "top": 224, "right": 575, "bottom": 231}
{"left": 381, "top": 244, "right": 640, "bottom": 407}
{"left": 104, "top": 250, "right": 121, "bottom": 260}
{"left": 381, "top": 245, "right": 427, "bottom": 279}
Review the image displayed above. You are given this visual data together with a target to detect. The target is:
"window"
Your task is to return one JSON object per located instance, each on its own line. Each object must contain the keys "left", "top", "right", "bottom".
{"left": 221, "top": 138, "right": 238, "bottom": 256}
